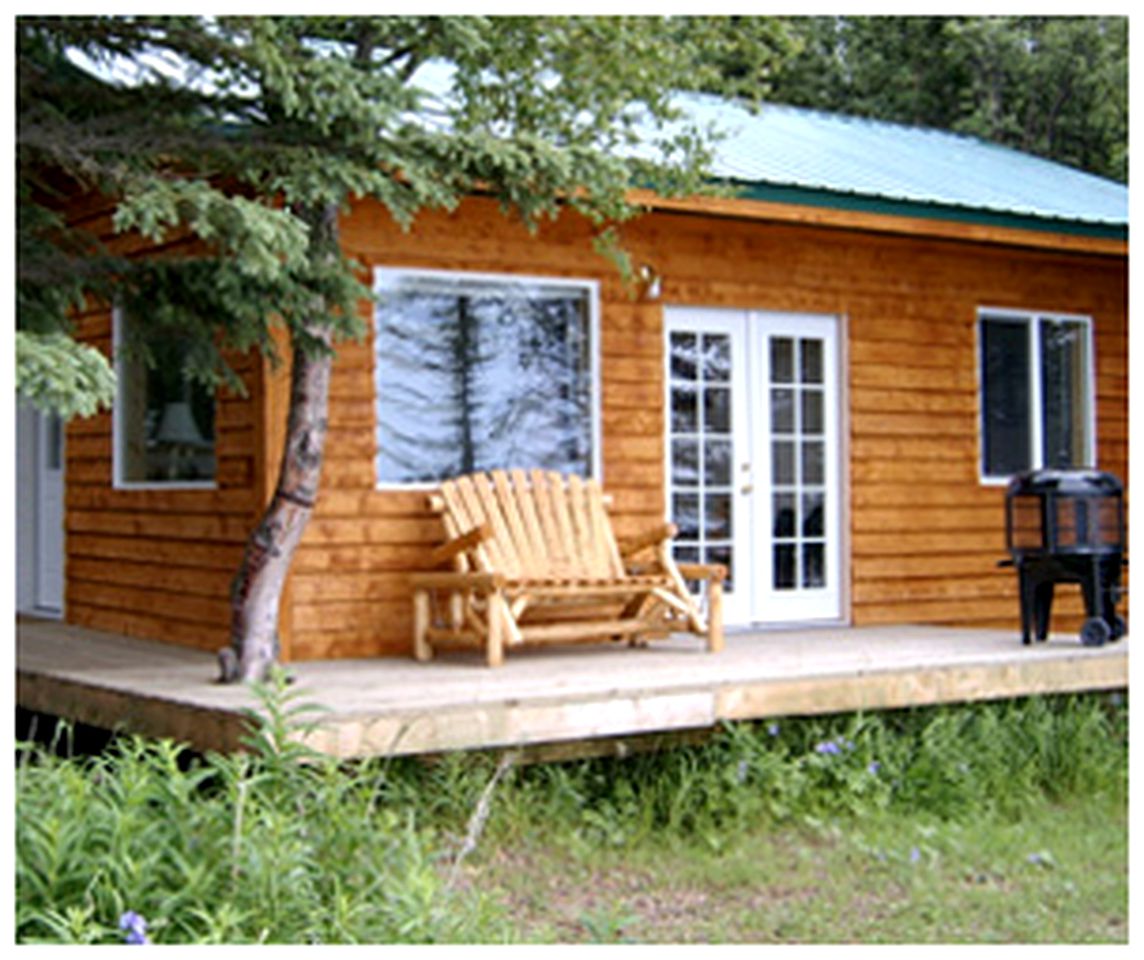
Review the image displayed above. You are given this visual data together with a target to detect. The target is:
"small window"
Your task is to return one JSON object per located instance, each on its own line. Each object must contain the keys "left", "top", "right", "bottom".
{"left": 978, "top": 310, "right": 1094, "bottom": 481}
{"left": 373, "top": 269, "right": 598, "bottom": 485}
{"left": 114, "top": 308, "right": 216, "bottom": 486}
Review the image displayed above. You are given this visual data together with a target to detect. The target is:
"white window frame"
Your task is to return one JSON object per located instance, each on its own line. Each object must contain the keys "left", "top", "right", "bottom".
{"left": 112, "top": 304, "right": 217, "bottom": 491}
{"left": 976, "top": 306, "right": 1097, "bottom": 485}
{"left": 372, "top": 267, "right": 602, "bottom": 490}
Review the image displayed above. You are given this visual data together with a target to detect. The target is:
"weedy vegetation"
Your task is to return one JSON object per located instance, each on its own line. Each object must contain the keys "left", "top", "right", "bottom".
{"left": 15, "top": 677, "right": 1127, "bottom": 944}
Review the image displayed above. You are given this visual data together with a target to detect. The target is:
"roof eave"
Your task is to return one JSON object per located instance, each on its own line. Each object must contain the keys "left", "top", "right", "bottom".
{"left": 631, "top": 181, "right": 1127, "bottom": 257}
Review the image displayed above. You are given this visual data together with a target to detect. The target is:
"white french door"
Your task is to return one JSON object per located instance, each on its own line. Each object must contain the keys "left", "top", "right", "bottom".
{"left": 665, "top": 307, "right": 842, "bottom": 626}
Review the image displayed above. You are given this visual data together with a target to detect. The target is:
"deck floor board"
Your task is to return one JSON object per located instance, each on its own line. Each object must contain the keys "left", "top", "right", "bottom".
{"left": 15, "top": 618, "right": 1128, "bottom": 759}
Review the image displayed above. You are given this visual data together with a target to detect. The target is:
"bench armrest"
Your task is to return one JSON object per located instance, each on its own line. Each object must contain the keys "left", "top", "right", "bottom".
{"left": 409, "top": 571, "right": 505, "bottom": 591}
{"left": 676, "top": 562, "right": 728, "bottom": 583}
{"left": 428, "top": 523, "right": 494, "bottom": 567}
{"left": 618, "top": 522, "right": 678, "bottom": 559}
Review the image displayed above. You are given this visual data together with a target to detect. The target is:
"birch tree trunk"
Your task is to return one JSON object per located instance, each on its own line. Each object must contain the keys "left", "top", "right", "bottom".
{"left": 219, "top": 204, "right": 338, "bottom": 683}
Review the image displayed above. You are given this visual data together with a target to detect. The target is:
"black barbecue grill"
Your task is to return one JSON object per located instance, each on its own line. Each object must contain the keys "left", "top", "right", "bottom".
{"left": 1002, "top": 468, "right": 1126, "bottom": 646}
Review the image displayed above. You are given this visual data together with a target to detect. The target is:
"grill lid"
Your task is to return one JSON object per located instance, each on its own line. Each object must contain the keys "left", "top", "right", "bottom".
{"left": 1006, "top": 467, "right": 1122, "bottom": 498}
{"left": 1005, "top": 468, "right": 1124, "bottom": 556}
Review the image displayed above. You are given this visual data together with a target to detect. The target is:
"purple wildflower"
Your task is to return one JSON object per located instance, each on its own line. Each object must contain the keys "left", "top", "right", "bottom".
{"left": 867, "top": 760, "right": 882, "bottom": 775}
{"left": 815, "top": 740, "right": 841, "bottom": 755}
{"left": 909, "top": 846, "right": 921, "bottom": 864}
{"left": 119, "top": 911, "right": 149, "bottom": 945}
{"left": 767, "top": 722, "right": 781, "bottom": 737}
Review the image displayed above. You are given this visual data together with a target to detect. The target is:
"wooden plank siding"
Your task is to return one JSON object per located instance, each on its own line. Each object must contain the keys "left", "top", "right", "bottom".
{"left": 64, "top": 299, "right": 270, "bottom": 655}
{"left": 62, "top": 193, "right": 1127, "bottom": 661}
{"left": 284, "top": 196, "right": 1126, "bottom": 659}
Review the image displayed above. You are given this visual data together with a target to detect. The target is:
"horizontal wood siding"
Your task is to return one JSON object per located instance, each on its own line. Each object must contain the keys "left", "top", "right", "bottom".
{"left": 62, "top": 193, "right": 1125, "bottom": 661}
{"left": 65, "top": 299, "right": 265, "bottom": 654}
{"left": 290, "top": 201, "right": 667, "bottom": 659}
{"left": 282, "top": 197, "right": 1127, "bottom": 659}
{"left": 631, "top": 210, "right": 1127, "bottom": 635}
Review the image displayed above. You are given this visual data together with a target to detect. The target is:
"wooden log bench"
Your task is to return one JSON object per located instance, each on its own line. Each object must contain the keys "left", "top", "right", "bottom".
{"left": 409, "top": 469, "right": 726, "bottom": 666}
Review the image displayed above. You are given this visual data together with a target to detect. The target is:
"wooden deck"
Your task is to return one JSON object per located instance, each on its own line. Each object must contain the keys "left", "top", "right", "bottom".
{"left": 15, "top": 617, "right": 1128, "bottom": 761}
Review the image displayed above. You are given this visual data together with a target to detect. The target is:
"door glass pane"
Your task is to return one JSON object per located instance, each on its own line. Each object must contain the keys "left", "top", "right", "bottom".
{"left": 671, "top": 385, "right": 698, "bottom": 433}
{"left": 802, "top": 492, "right": 824, "bottom": 537}
{"left": 673, "top": 544, "right": 699, "bottom": 565}
{"left": 672, "top": 438, "right": 699, "bottom": 485}
{"left": 800, "top": 339, "right": 823, "bottom": 384}
{"left": 706, "top": 545, "right": 733, "bottom": 592}
{"left": 670, "top": 332, "right": 698, "bottom": 381}
{"left": 771, "top": 338, "right": 794, "bottom": 384}
{"left": 774, "top": 544, "right": 796, "bottom": 590}
{"left": 1040, "top": 319, "right": 1089, "bottom": 468}
{"left": 704, "top": 387, "right": 731, "bottom": 433}
{"left": 773, "top": 441, "right": 795, "bottom": 485}
{"left": 801, "top": 390, "right": 824, "bottom": 436}
{"left": 802, "top": 543, "right": 825, "bottom": 588}
{"left": 704, "top": 439, "right": 732, "bottom": 485}
{"left": 802, "top": 441, "right": 824, "bottom": 486}
{"left": 771, "top": 388, "right": 795, "bottom": 433}
{"left": 702, "top": 334, "right": 731, "bottom": 382}
{"left": 673, "top": 493, "right": 700, "bottom": 540}
{"left": 980, "top": 318, "right": 1031, "bottom": 476}
{"left": 704, "top": 493, "right": 732, "bottom": 539}
{"left": 773, "top": 493, "right": 796, "bottom": 538}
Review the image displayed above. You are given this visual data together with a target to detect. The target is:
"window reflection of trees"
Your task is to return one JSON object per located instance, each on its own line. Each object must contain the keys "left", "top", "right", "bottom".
{"left": 375, "top": 279, "right": 592, "bottom": 484}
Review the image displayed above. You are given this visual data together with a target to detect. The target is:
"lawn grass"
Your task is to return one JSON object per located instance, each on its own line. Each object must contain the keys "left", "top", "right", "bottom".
{"left": 15, "top": 682, "right": 1128, "bottom": 945}
{"left": 470, "top": 795, "right": 1127, "bottom": 943}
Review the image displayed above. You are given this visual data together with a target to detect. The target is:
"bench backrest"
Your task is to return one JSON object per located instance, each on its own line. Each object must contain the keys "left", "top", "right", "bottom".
{"left": 432, "top": 470, "right": 625, "bottom": 581}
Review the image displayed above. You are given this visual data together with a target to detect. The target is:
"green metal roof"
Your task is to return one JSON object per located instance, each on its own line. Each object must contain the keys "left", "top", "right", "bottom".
{"left": 678, "top": 94, "right": 1127, "bottom": 238}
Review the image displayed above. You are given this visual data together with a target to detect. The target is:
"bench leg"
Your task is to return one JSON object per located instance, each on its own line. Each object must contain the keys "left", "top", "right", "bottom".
{"left": 486, "top": 590, "right": 507, "bottom": 667}
{"left": 413, "top": 589, "right": 433, "bottom": 662}
{"left": 706, "top": 578, "right": 725, "bottom": 653}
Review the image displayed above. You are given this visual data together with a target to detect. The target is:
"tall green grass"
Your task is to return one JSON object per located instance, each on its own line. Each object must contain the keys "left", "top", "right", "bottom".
{"left": 478, "top": 691, "right": 1127, "bottom": 851}
{"left": 16, "top": 675, "right": 508, "bottom": 944}
{"left": 16, "top": 681, "right": 1126, "bottom": 945}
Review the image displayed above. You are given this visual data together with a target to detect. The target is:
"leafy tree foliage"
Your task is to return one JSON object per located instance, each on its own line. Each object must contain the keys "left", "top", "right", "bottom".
{"left": 761, "top": 16, "right": 1127, "bottom": 182}
{"left": 16, "top": 15, "right": 790, "bottom": 680}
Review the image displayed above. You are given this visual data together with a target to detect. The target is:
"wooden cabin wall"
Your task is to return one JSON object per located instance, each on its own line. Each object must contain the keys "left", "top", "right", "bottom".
{"left": 285, "top": 196, "right": 1126, "bottom": 660}
{"left": 288, "top": 199, "right": 667, "bottom": 659}
{"left": 61, "top": 206, "right": 272, "bottom": 655}
{"left": 58, "top": 194, "right": 1124, "bottom": 660}
{"left": 627, "top": 210, "right": 1127, "bottom": 633}
{"left": 65, "top": 305, "right": 264, "bottom": 651}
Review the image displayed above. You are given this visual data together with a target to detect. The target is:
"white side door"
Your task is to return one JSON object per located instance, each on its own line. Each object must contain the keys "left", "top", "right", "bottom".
{"left": 36, "top": 410, "right": 65, "bottom": 613}
{"left": 16, "top": 403, "right": 65, "bottom": 616}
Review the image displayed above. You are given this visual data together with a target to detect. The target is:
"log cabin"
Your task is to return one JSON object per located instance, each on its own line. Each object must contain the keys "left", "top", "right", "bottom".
{"left": 16, "top": 96, "right": 1128, "bottom": 665}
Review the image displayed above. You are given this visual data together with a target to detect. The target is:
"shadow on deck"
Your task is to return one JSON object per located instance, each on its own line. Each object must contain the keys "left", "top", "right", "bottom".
{"left": 15, "top": 618, "right": 1128, "bottom": 760}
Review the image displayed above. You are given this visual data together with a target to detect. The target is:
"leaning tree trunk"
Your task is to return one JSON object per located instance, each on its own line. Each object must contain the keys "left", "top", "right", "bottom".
{"left": 218, "top": 204, "right": 338, "bottom": 684}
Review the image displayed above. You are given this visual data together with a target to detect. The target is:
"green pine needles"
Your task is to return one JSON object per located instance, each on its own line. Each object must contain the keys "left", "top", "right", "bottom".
{"left": 16, "top": 685, "right": 1127, "bottom": 944}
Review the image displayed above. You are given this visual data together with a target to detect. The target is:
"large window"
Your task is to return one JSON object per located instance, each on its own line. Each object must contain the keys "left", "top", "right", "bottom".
{"left": 373, "top": 269, "right": 599, "bottom": 485}
{"left": 978, "top": 309, "right": 1095, "bottom": 481}
{"left": 113, "top": 308, "right": 216, "bottom": 487}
